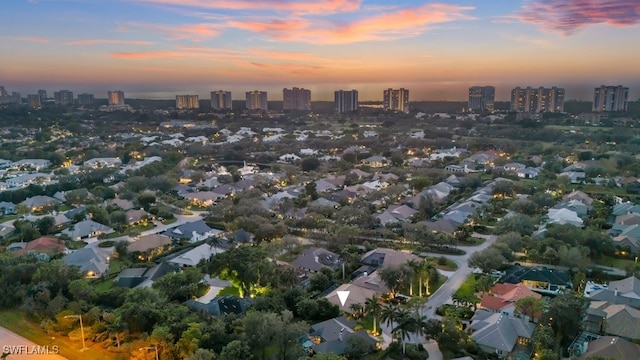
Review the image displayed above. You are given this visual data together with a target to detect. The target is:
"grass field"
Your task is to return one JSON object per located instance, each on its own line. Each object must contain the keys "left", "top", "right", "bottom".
{"left": 0, "top": 311, "right": 125, "bottom": 360}
{"left": 595, "top": 256, "right": 636, "bottom": 270}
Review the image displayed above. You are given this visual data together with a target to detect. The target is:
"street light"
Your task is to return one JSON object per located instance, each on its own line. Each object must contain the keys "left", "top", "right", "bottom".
{"left": 139, "top": 346, "right": 159, "bottom": 360}
{"left": 64, "top": 314, "right": 87, "bottom": 351}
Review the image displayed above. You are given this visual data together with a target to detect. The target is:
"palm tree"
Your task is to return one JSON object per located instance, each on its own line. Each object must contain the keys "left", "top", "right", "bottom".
{"left": 380, "top": 304, "right": 398, "bottom": 329}
{"left": 391, "top": 307, "right": 413, "bottom": 355}
{"left": 350, "top": 303, "right": 364, "bottom": 320}
{"left": 364, "top": 295, "right": 381, "bottom": 335}
{"left": 407, "top": 259, "right": 420, "bottom": 296}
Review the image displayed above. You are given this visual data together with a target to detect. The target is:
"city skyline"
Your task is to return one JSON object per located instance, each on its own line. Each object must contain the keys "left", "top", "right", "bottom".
{"left": 1, "top": 0, "right": 639, "bottom": 101}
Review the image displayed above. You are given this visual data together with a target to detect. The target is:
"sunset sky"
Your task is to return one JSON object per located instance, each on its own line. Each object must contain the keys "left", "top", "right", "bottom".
{"left": 1, "top": 0, "right": 639, "bottom": 101}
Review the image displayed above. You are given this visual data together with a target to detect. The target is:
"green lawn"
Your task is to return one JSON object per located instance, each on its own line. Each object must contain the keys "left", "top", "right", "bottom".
{"left": 218, "top": 286, "right": 241, "bottom": 297}
{"left": 425, "top": 257, "right": 458, "bottom": 272}
{"left": 0, "top": 214, "right": 19, "bottom": 223}
{"left": 455, "top": 274, "right": 478, "bottom": 298}
{"left": 595, "top": 256, "right": 636, "bottom": 270}
{"left": 0, "top": 311, "right": 125, "bottom": 360}
{"left": 161, "top": 217, "right": 177, "bottom": 225}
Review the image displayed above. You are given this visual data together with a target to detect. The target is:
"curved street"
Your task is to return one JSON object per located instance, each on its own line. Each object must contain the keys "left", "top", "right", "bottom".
{"left": 380, "top": 233, "right": 497, "bottom": 359}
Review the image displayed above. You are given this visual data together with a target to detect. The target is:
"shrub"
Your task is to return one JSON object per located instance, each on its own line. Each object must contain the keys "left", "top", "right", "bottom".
{"left": 98, "top": 240, "right": 116, "bottom": 248}
{"left": 437, "top": 256, "right": 448, "bottom": 266}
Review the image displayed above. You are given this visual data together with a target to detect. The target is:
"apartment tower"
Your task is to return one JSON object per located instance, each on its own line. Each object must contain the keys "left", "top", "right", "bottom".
{"left": 176, "top": 95, "right": 199, "bottom": 109}
{"left": 282, "top": 87, "right": 311, "bottom": 111}
{"left": 246, "top": 90, "right": 268, "bottom": 110}
{"left": 54, "top": 90, "right": 74, "bottom": 105}
{"left": 468, "top": 86, "right": 495, "bottom": 112}
{"left": 334, "top": 90, "right": 359, "bottom": 113}
{"left": 510, "top": 86, "right": 565, "bottom": 113}
{"left": 383, "top": 88, "right": 409, "bottom": 113}
{"left": 108, "top": 90, "right": 125, "bottom": 106}
{"left": 211, "top": 90, "right": 232, "bottom": 110}
{"left": 593, "top": 85, "right": 629, "bottom": 112}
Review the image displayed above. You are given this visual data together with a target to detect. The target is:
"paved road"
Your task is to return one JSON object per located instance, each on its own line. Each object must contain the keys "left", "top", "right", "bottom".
{"left": 0, "top": 326, "right": 66, "bottom": 360}
{"left": 380, "top": 233, "right": 497, "bottom": 356}
{"left": 418, "top": 233, "right": 497, "bottom": 319}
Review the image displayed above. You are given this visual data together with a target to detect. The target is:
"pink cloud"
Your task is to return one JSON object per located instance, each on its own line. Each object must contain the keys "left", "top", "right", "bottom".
{"left": 10, "top": 36, "right": 49, "bottom": 43}
{"left": 64, "top": 39, "right": 154, "bottom": 46}
{"left": 227, "top": 3, "right": 474, "bottom": 44}
{"left": 514, "top": 0, "right": 640, "bottom": 34}
{"left": 111, "top": 51, "right": 239, "bottom": 60}
{"left": 118, "top": 22, "right": 220, "bottom": 41}
{"left": 135, "top": 0, "right": 361, "bottom": 15}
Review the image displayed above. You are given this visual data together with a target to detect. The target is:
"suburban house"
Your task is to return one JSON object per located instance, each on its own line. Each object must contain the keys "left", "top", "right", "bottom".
{"left": 584, "top": 301, "right": 640, "bottom": 340}
{"left": 125, "top": 209, "right": 150, "bottom": 225}
{"left": 128, "top": 234, "right": 173, "bottom": 255}
{"left": 612, "top": 202, "right": 640, "bottom": 217}
{"left": 224, "top": 229, "right": 255, "bottom": 246}
{"left": 325, "top": 283, "right": 379, "bottom": 312}
{"left": 306, "top": 316, "right": 377, "bottom": 356}
{"left": 578, "top": 336, "right": 640, "bottom": 360}
{"left": 20, "top": 195, "right": 60, "bottom": 212}
{"left": 500, "top": 265, "right": 572, "bottom": 295}
{"left": 115, "top": 262, "right": 176, "bottom": 288}
{"left": 187, "top": 296, "right": 252, "bottom": 316}
{"left": 360, "top": 156, "right": 388, "bottom": 168}
{"left": 61, "top": 219, "right": 114, "bottom": 240}
{"left": 469, "top": 310, "right": 535, "bottom": 359}
{"left": 167, "top": 243, "right": 224, "bottom": 267}
{"left": 106, "top": 198, "right": 135, "bottom": 211}
{"left": 163, "top": 220, "right": 223, "bottom": 243}
{"left": 0, "top": 201, "right": 15, "bottom": 215}
{"left": 562, "top": 190, "right": 593, "bottom": 208}
{"left": 418, "top": 218, "right": 459, "bottom": 234}
{"left": 547, "top": 208, "right": 584, "bottom": 227}
{"left": 554, "top": 200, "right": 589, "bottom": 218}
{"left": 478, "top": 282, "right": 542, "bottom": 319}
{"left": 9, "top": 236, "right": 67, "bottom": 261}
{"left": 588, "top": 276, "right": 640, "bottom": 309}
{"left": 0, "top": 225, "right": 15, "bottom": 240}
{"left": 62, "top": 247, "right": 112, "bottom": 278}
{"left": 361, "top": 248, "right": 422, "bottom": 269}
{"left": 376, "top": 205, "right": 418, "bottom": 226}
{"left": 291, "top": 247, "right": 340, "bottom": 273}
{"left": 183, "top": 191, "right": 225, "bottom": 207}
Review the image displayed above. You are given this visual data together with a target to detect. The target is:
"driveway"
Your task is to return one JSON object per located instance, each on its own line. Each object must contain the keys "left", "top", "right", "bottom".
{"left": 0, "top": 326, "right": 66, "bottom": 360}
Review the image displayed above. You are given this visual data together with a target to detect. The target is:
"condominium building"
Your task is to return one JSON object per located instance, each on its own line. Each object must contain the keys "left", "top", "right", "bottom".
{"left": 77, "top": 93, "right": 94, "bottom": 106}
{"left": 0, "top": 87, "right": 20, "bottom": 105}
{"left": 468, "top": 86, "right": 495, "bottom": 111}
{"left": 176, "top": 95, "right": 199, "bottom": 110}
{"left": 37, "top": 89, "right": 47, "bottom": 103}
{"left": 334, "top": 90, "right": 359, "bottom": 113}
{"left": 383, "top": 88, "right": 409, "bottom": 113}
{"left": 27, "top": 94, "right": 42, "bottom": 109}
{"left": 108, "top": 90, "right": 125, "bottom": 106}
{"left": 510, "top": 86, "right": 565, "bottom": 113}
{"left": 246, "top": 90, "right": 268, "bottom": 110}
{"left": 282, "top": 87, "right": 311, "bottom": 111}
{"left": 593, "top": 85, "right": 629, "bottom": 112}
{"left": 211, "top": 90, "right": 232, "bottom": 110}
{"left": 54, "top": 90, "right": 74, "bottom": 105}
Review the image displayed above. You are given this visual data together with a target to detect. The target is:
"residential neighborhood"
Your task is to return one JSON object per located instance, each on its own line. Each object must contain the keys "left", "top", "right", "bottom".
{"left": 0, "top": 97, "right": 640, "bottom": 360}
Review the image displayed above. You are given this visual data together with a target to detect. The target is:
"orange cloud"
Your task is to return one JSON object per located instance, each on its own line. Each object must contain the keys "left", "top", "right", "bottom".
{"left": 110, "top": 50, "right": 242, "bottom": 60}
{"left": 118, "top": 22, "right": 220, "bottom": 41}
{"left": 135, "top": 0, "right": 361, "bottom": 15}
{"left": 64, "top": 39, "right": 154, "bottom": 46}
{"left": 228, "top": 3, "right": 474, "bottom": 44}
